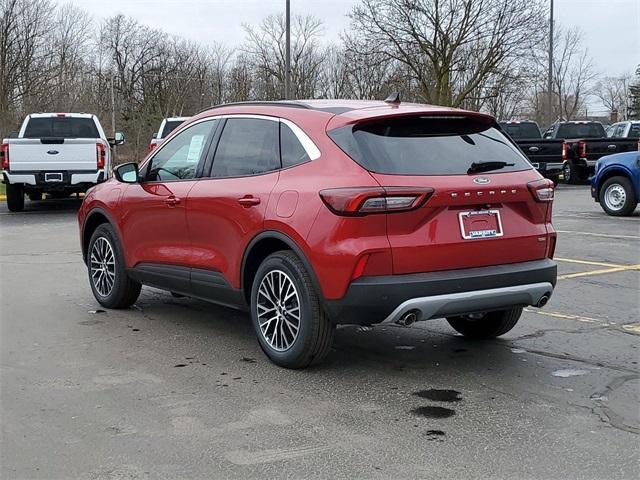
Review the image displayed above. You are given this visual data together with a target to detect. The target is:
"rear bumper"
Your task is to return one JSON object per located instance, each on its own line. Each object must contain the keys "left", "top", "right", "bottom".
{"left": 324, "top": 259, "right": 557, "bottom": 325}
{"left": 537, "top": 162, "right": 563, "bottom": 175}
{"left": 2, "top": 170, "right": 104, "bottom": 188}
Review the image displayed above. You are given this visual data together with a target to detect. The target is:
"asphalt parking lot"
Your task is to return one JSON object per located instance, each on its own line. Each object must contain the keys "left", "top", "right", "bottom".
{"left": 1, "top": 185, "right": 638, "bottom": 479}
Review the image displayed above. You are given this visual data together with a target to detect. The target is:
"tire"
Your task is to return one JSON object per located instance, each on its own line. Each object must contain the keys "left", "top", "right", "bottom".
{"left": 447, "top": 307, "right": 523, "bottom": 339}
{"left": 6, "top": 183, "right": 24, "bottom": 212}
{"left": 563, "top": 162, "right": 580, "bottom": 185}
{"left": 599, "top": 176, "right": 637, "bottom": 216}
{"left": 28, "top": 192, "right": 42, "bottom": 201}
{"left": 87, "top": 224, "right": 141, "bottom": 309}
{"left": 250, "top": 250, "right": 334, "bottom": 369}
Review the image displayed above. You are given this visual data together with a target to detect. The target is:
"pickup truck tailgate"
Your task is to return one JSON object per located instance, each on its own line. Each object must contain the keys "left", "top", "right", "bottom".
{"left": 8, "top": 139, "right": 98, "bottom": 171}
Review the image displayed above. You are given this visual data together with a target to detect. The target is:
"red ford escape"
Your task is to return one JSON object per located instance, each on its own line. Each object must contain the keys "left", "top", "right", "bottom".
{"left": 78, "top": 99, "right": 557, "bottom": 368}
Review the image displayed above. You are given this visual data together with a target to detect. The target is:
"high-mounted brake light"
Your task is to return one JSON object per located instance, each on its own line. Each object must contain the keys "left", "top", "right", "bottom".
{"left": 319, "top": 187, "right": 434, "bottom": 216}
{"left": 527, "top": 178, "right": 555, "bottom": 202}
{"left": 96, "top": 142, "right": 106, "bottom": 169}
{"left": 0, "top": 142, "right": 9, "bottom": 170}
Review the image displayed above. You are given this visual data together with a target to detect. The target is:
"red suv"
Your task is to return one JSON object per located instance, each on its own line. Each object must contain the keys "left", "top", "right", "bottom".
{"left": 78, "top": 100, "right": 557, "bottom": 368}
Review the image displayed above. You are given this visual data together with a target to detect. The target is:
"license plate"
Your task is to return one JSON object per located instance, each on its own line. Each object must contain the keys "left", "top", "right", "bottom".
{"left": 45, "top": 173, "right": 63, "bottom": 182}
{"left": 459, "top": 210, "right": 504, "bottom": 240}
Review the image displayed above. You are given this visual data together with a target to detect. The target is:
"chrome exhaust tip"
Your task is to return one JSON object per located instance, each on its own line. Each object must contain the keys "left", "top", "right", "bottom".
{"left": 396, "top": 309, "right": 420, "bottom": 326}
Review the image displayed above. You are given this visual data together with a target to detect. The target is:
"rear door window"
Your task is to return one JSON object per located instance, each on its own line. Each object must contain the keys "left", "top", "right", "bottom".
{"left": 329, "top": 116, "right": 531, "bottom": 176}
{"left": 627, "top": 124, "right": 640, "bottom": 138}
{"left": 23, "top": 117, "right": 99, "bottom": 138}
{"left": 211, "top": 118, "right": 279, "bottom": 177}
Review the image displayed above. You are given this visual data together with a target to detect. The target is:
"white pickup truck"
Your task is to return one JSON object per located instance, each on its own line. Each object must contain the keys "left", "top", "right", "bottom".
{"left": 148, "top": 116, "right": 189, "bottom": 152}
{"left": 1, "top": 113, "right": 124, "bottom": 211}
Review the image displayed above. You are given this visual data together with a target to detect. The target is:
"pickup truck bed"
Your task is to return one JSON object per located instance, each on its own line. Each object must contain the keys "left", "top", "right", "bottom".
{"left": 563, "top": 137, "right": 638, "bottom": 184}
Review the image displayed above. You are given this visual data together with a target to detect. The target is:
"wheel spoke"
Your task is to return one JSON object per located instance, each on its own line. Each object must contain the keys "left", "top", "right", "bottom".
{"left": 90, "top": 236, "right": 116, "bottom": 297}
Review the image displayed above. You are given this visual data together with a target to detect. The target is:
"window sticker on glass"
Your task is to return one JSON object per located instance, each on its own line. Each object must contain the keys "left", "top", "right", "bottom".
{"left": 186, "top": 135, "right": 206, "bottom": 163}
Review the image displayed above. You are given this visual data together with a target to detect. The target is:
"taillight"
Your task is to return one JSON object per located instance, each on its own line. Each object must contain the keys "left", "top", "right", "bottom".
{"left": 578, "top": 141, "right": 587, "bottom": 158}
{"left": 546, "top": 233, "right": 557, "bottom": 258}
{"left": 562, "top": 142, "right": 568, "bottom": 160}
{"left": 1, "top": 142, "right": 8, "bottom": 169}
{"left": 527, "top": 178, "right": 555, "bottom": 202}
{"left": 96, "top": 142, "right": 106, "bottom": 169}
{"left": 319, "top": 187, "right": 434, "bottom": 216}
{"left": 148, "top": 142, "right": 158, "bottom": 153}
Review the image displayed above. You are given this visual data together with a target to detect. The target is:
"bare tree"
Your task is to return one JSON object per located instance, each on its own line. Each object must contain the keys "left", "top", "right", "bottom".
{"left": 243, "top": 13, "right": 325, "bottom": 99}
{"left": 347, "top": 0, "right": 546, "bottom": 107}
{"left": 593, "top": 74, "right": 632, "bottom": 120}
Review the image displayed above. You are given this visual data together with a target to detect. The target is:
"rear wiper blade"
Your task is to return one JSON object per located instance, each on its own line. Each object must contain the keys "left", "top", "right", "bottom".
{"left": 467, "top": 161, "right": 514, "bottom": 174}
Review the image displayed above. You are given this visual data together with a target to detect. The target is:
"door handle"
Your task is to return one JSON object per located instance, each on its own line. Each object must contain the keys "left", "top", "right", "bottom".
{"left": 238, "top": 195, "right": 261, "bottom": 207}
{"left": 165, "top": 196, "right": 181, "bottom": 207}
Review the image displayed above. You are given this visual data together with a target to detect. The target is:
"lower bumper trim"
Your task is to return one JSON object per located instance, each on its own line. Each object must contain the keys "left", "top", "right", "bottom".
{"left": 381, "top": 282, "right": 554, "bottom": 324}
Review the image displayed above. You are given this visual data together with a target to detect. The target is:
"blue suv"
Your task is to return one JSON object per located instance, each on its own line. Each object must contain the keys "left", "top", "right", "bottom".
{"left": 591, "top": 151, "right": 640, "bottom": 216}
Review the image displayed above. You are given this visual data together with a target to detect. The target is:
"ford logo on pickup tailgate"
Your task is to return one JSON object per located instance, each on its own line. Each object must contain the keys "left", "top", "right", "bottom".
{"left": 46, "top": 150, "right": 59, "bottom": 155}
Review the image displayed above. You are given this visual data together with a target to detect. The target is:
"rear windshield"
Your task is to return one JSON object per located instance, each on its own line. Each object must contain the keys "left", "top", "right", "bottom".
{"left": 161, "top": 120, "right": 185, "bottom": 139}
{"left": 628, "top": 124, "right": 640, "bottom": 138}
{"left": 23, "top": 117, "right": 99, "bottom": 138}
{"left": 499, "top": 122, "right": 541, "bottom": 139}
{"left": 555, "top": 123, "right": 605, "bottom": 139}
{"left": 329, "top": 116, "right": 531, "bottom": 176}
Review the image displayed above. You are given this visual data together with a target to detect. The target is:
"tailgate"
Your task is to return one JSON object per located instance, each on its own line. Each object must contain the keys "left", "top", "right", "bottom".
{"left": 517, "top": 140, "right": 563, "bottom": 164}
{"left": 584, "top": 139, "right": 637, "bottom": 160}
{"left": 371, "top": 171, "right": 550, "bottom": 274}
{"left": 8, "top": 139, "right": 98, "bottom": 171}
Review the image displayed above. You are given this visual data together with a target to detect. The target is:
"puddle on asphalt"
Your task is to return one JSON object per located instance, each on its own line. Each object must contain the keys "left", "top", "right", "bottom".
{"left": 412, "top": 406, "right": 455, "bottom": 419}
{"left": 174, "top": 364, "right": 187, "bottom": 368}
{"left": 511, "top": 348, "right": 527, "bottom": 354}
{"left": 241, "top": 357, "right": 257, "bottom": 363}
{"left": 413, "top": 389, "right": 462, "bottom": 402}
{"left": 552, "top": 369, "right": 589, "bottom": 378}
{"left": 88, "top": 309, "right": 106, "bottom": 314}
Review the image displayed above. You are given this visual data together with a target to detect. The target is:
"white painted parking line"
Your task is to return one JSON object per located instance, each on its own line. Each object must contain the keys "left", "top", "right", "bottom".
{"left": 556, "top": 230, "right": 640, "bottom": 240}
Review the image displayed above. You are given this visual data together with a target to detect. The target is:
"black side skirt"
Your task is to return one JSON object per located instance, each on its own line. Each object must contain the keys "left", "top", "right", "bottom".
{"left": 127, "top": 263, "right": 246, "bottom": 311}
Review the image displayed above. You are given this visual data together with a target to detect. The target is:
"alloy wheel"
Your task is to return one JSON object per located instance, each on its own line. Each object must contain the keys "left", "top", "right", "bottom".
{"left": 90, "top": 236, "right": 116, "bottom": 297}
{"left": 256, "top": 269, "right": 301, "bottom": 351}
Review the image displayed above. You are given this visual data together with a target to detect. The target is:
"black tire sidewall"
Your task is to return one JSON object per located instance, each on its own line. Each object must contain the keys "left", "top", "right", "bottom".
{"left": 250, "top": 253, "right": 317, "bottom": 366}
{"left": 6, "top": 183, "right": 24, "bottom": 211}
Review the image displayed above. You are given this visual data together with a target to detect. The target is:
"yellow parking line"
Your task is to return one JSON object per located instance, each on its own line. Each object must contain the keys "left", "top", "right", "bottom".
{"left": 557, "top": 264, "right": 640, "bottom": 280}
{"left": 524, "top": 308, "right": 611, "bottom": 325}
{"left": 555, "top": 257, "right": 624, "bottom": 268}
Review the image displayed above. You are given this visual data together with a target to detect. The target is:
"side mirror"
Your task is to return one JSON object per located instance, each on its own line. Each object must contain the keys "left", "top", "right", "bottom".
{"left": 109, "top": 132, "right": 125, "bottom": 146}
{"left": 113, "top": 162, "right": 139, "bottom": 183}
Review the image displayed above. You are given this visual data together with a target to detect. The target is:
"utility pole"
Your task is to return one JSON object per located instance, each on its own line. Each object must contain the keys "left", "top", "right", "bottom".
{"left": 285, "top": 0, "right": 291, "bottom": 100}
{"left": 547, "top": 0, "right": 554, "bottom": 128}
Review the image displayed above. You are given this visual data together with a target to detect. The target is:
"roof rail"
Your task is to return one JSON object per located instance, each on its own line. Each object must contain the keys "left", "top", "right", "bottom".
{"left": 196, "top": 101, "right": 311, "bottom": 115}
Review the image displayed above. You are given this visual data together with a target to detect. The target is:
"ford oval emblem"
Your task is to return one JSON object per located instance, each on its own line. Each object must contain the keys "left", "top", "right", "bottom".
{"left": 473, "top": 177, "right": 491, "bottom": 185}
{"left": 47, "top": 149, "right": 59, "bottom": 155}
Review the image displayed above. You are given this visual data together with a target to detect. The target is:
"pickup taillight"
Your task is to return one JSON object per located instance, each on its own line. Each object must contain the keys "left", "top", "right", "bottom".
{"left": 562, "top": 142, "right": 568, "bottom": 160}
{"left": 148, "top": 142, "right": 158, "bottom": 153}
{"left": 578, "top": 141, "right": 587, "bottom": 158}
{"left": 0, "top": 142, "right": 8, "bottom": 169}
{"left": 96, "top": 142, "right": 106, "bottom": 169}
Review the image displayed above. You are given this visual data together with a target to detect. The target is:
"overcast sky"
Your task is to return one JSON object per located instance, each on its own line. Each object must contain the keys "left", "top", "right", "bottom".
{"left": 71, "top": 0, "right": 639, "bottom": 111}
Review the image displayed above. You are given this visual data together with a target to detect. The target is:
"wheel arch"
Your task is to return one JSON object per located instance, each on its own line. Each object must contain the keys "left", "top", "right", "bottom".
{"left": 82, "top": 208, "right": 121, "bottom": 264}
{"left": 240, "top": 231, "right": 324, "bottom": 306}
{"left": 596, "top": 167, "right": 633, "bottom": 195}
